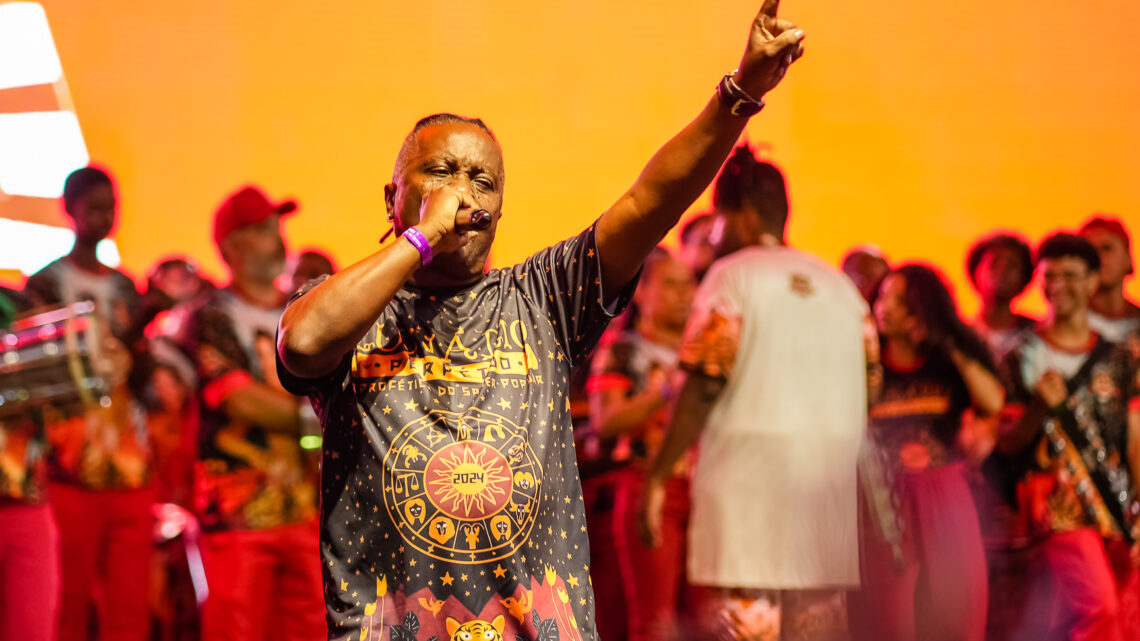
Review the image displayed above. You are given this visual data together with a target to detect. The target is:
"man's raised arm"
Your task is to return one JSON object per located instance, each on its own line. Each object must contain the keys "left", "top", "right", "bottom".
{"left": 595, "top": 0, "right": 804, "bottom": 296}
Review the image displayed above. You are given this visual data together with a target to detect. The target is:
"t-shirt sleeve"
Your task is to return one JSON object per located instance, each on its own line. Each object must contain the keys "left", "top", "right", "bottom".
{"left": 23, "top": 264, "right": 62, "bottom": 308}
{"left": 274, "top": 275, "right": 352, "bottom": 400}
{"left": 678, "top": 261, "right": 743, "bottom": 381}
{"left": 513, "top": 222, "right": 637, "bottom": 367}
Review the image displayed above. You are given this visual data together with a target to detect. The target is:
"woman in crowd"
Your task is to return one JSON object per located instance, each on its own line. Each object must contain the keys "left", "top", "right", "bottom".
{"left": 849, "top": 263, "right": 1005, "bottom": 641}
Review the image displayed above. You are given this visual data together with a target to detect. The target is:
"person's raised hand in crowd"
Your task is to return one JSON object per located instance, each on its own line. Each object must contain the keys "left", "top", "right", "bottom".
{"left": 732, "top": 0, "right": 806, "bottom": 100}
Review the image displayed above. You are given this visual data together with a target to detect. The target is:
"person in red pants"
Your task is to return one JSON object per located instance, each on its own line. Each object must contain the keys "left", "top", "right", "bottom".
{"left": 589, "top": 249, "right": 696, "bottom": 641}
{"left": 184, "top": 186, "right": 325, "bottom": 641}
{"left": 989, "top": 233, "right": 1139, "bottom": 641}
{"left": 1, "top": 289, "right": 60, "bottom": 641}
{"left": 848, "top": 264, "right": 1004, "bottom": 641}
{"left": 24, "top": 167, "right": 160, "bottom": 641}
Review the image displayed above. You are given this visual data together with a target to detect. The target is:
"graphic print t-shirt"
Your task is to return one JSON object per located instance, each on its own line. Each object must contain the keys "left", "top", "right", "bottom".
{"left": 279, "top": 225, "right": 631, "bottom": 641}
{"left": 998, "top": 332, "right": 1140, "bottom": 540}
{"left": 187, "top": 288, "right": 317, "bottom": 532}
{"left": 869, "top": 355, "right": 971, "bottom": 474}
{"left": 24, "top": 258, "right": 150, "bottom": 490}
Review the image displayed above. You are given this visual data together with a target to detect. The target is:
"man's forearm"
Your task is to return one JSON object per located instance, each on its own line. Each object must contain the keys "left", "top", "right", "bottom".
{"left": 593, "top": 390, "right": 667, "bottom": 438}
{"left": 951, "top": 351, "right": 1005, "bottom": 417}
{"left": 278, "top": 236, "right": 424, "bottom": 379}
{"left": 222, "top": 383, "right": 302, "bottom": 434}
{"left": 648, "top": 372, "right": 723, "bottom": 481}
{"left": 596, "top": 96, "right": 749, "bottom": 291}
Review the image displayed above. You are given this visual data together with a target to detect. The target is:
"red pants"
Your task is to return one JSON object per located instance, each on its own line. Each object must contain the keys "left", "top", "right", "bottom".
{"left": 581, "top": 470, "right": 627, "bottom": 641}
{"left": 989, "top": 528, "right": 1122, "bottom": 641}
{"left": 50, "top": 483, "right": 153, "bottom": 641}
{"left": 849, "top": 464, "right": 988, "bottom": 641}
{"left": 1106, "top": 540, "right": 1139, "bottom": 641}
{"left": 0, "top": 503, "right": 60, "bottom": 641}
{"left": 201, "top": 521, "right": 326, "bottom": 641}
{"left": 613, "top": 469, "right": 691, "bottom": 641}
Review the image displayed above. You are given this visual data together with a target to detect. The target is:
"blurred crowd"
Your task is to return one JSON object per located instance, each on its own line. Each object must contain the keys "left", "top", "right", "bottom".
{"left": 1, "top": 151, "right": 1137, "bottom": 641}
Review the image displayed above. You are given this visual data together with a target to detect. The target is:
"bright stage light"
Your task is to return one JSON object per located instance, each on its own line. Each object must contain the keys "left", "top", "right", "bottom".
{"left": 0, "top": 110, "right": 90, "bottom": 198}
{"left": 0, "top": 218, "right": 120, "bottom": 274}
{"left": 0, "top": 3, "right": 62, "bottom": 90}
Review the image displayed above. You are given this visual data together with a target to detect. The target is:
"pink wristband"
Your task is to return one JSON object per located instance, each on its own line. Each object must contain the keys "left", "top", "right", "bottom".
{"left": 402, "top": 227, "right": 433, "bottom": 265}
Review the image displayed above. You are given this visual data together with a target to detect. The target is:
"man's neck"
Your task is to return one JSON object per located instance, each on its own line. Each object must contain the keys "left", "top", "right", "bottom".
{"left": 1089, "top": 284, "right": 1138, "bottom": 318}
{"left": 1041, "top": 310, "right": 1093, "bottom": 350}
{"left": 67, "top": 243, "right": 104, "bottom": 274}
{"left": 230, "top": 278, "right": 283, "bottom": 309}
{"left": 979, "top": 298, "right": 1019, "bottom": 330}
{"left": 757, "top": 233, "right": 784, "bottom": 249}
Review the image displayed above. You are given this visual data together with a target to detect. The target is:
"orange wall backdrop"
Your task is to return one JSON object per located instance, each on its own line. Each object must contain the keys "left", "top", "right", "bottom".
{"left": 30, "top": 0, "right": 1140, "bottom": 314}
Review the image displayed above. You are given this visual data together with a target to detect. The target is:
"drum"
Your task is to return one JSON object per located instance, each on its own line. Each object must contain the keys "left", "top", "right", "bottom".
{"left": 0, "top": 301, "right": 110, "bottom": 419}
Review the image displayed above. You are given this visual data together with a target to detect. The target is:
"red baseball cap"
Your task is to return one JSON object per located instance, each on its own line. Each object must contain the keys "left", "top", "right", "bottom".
{"left": 212, "top": 186, "right": 297, "bottom": 247}
{"left": 1080, "top": 215, "right": 1131, "bottom": 251}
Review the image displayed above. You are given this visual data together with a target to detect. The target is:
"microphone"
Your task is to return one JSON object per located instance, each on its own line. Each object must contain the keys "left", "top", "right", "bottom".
{"left": 456, "top": 209, "right": 493, "bottom": 232}
{"left": 379, "top": 209, "right": 493, "bottom": 244}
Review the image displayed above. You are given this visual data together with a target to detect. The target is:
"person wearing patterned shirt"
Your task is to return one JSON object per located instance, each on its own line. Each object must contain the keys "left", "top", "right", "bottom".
{"left": 0, "top": 289, "right": 59, "bottom": 641}
{"left": 992, "top": 233, "right": 1140, "bottom": 641}
{"left": 848, "top": 264, "right": 1004, "bottom": 641}
{"left": 642, "top": 146, "right": 870, "bottom": 641}
{"left": 1081, "top": 217, "right": 1140, "bottom": 345}
{"left": 185, "top": 186, "right": 325, "bottom": 641}
{"left": 588, "top": 249, "right": 696, "bottom": 641}
{"left": 23, "top": 166, "right": 157, "bottom": 641}
{"left": 966, "top": 232, "right": 1038, "bottom": 360}
{"left": 275, "top": 5, "right": 807, "bottom": 639}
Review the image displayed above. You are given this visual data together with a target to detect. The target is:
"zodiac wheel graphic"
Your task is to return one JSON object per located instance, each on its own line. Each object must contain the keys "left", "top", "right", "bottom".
{"left": 382, "top": 408, "right": 543, "bottom": 564}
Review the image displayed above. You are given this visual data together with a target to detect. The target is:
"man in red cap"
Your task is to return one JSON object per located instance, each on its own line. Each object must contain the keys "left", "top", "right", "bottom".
{"left": 184, "top": 185, "right": 324, "bottom": 641}
{"left": 1081, "top": 216, "right": 1140, "bottom": 344}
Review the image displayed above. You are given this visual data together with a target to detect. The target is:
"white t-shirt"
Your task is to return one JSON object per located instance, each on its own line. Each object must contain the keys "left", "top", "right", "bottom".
{"left": 679, "top": 246, "right": 868, "bottom": 589}
{"left": 1088, "top": 310, "right": 1140, "bottom": 344}
{"left": 1016, "top": 331, "right": 1093, "bottom": 389}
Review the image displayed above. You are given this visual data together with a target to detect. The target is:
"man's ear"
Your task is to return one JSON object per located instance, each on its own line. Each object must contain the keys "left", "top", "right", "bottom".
{"left": 384, "top": 183, "right": 397, "bottom": 222}
{"left": 218, "top": 235, "right": 236, "bottom": 267}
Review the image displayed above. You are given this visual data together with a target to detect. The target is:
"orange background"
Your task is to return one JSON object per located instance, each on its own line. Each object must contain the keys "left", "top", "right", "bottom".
{"left": 25, "top": 0, "right": 1140, "bottom": 315}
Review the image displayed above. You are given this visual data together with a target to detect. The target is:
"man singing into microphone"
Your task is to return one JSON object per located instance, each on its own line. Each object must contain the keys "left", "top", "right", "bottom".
{"left": 276, "top": 4, "right": 805, "bottom": 639}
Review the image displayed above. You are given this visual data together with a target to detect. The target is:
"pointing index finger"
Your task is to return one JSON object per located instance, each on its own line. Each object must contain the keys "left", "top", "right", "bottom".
{"left": 760, "top": 0, "right": 780, "bottom": 19}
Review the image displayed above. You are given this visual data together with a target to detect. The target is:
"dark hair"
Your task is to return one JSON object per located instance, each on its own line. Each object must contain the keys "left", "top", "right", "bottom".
{"left": 63, "top": 166, "right": 112, "bottom": 212}
{"left": 1036, "top": 232, "right": 1100, "bottom": 273}
{"left": 892, "top": 263, "right": 997, "bottom": 373}
{"left": 965, "top": 232, "right": 1034, "bottom": 292}
{"left": 394, "top": 113, "right": 498, "bottom": 179}
{"left": 679, "top": 213, "right": 713, "bottom": 246}
{"left": 712, "top": 145, "right": 789, "bottom": 237}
